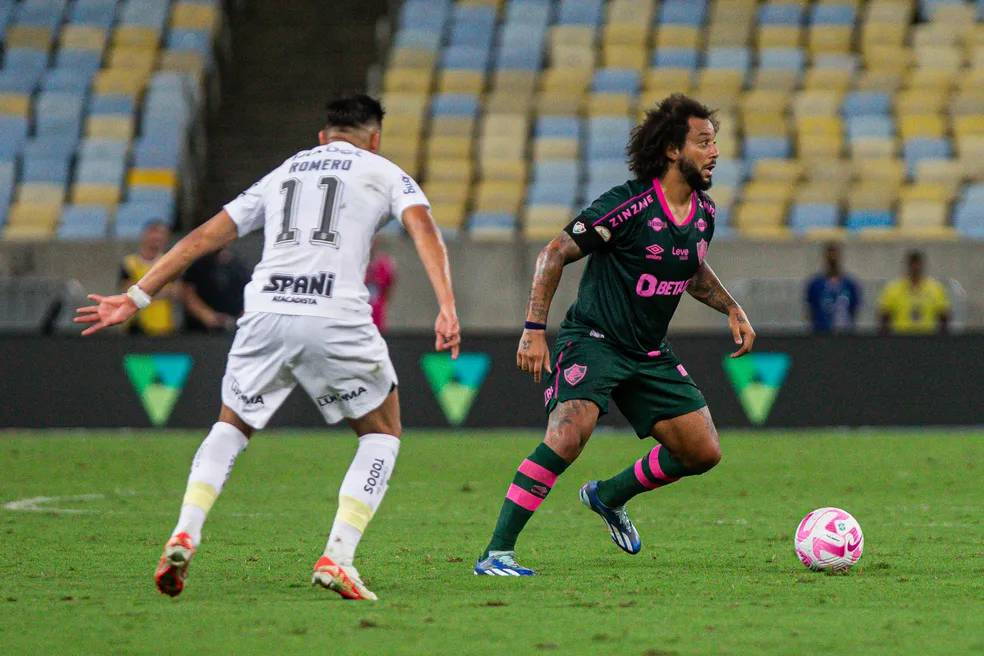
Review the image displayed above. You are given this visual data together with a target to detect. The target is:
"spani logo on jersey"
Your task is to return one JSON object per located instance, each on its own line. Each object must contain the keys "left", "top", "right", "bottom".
{"left": 261, "top": 272, "right": 335, "bottom": 305}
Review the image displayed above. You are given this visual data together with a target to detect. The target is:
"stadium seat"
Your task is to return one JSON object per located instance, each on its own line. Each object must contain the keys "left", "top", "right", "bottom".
{"left": 468, "top": 212, "right": 517, "bottom": 241}
{"left": 57, "top": 205, "right": 109, "bottom": 240}
{"left": 790, "top": 203, "right": 840, "bottom": 232}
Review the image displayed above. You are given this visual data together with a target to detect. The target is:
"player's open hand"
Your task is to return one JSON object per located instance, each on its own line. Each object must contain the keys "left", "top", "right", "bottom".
{"left": 74, "top": 293, "right": 138, "bottom": 336}
{"left": 434, "top": 306, "right": 461, "bottom": 359}
{"left": 728, "top": 306, "right": 756, "bottom": 358}
{"left": 517, "top": 329, "right": 552, "bottom": 383}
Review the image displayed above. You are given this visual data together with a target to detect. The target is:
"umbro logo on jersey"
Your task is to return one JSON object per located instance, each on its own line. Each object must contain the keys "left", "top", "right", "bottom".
{"left": 645, "top": 244, "right": 664, "bottom": 260}
{"left": 262, "top": 272, "right": 335, "bottom": 298}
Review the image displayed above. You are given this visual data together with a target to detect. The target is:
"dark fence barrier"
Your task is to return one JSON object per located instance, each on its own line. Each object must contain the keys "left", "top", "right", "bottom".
{"left": 1, "top": 333, "right": 981, "bottom": 429}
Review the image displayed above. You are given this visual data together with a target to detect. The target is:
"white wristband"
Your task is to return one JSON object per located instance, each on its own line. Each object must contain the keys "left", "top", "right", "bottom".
{"left": 127, "top": 284, "right": 152, "bottom": 309}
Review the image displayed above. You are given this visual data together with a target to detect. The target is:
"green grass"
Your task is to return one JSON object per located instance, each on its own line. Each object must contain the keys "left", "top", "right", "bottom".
{"left": 0, "top": 429, "right": 982, "bottom": 656}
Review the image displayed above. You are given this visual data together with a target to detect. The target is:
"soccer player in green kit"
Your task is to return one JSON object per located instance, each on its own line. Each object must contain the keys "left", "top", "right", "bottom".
{"left": 475, "top": 95, "right": 756, "bottom": 576}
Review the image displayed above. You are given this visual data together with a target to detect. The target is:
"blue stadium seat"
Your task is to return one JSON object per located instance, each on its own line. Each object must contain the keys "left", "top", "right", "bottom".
{"left": 0, "top": 116, "right": 29, "bottom": 161}
{"left": 0, "top": 162, "right": 14, "bottom": 222}
{"left": 814, "top": 53, "right": 857, "bottom": 72}
{"left": 35, "top": 91, "right": 85, "bottom": 138}
{"left": 759, "top": 3, "right": 803, "bottom": 25}
{"left": 119, "top": 0, "right": 170, "bottom": 29}
{"left": 42, "top": 67, "right": 95, "bottom": 92}
{"left": 114, "top": 200, "right": 174, "bottom": 238}
{"left": 592, "top": 69, "right": 641, "bottom": 94}
{"left": 758, "top": 48, "right": 805, "bottom": 71}
{"left": 653, "top": 48, "right": 699, "bottom": 69}
{"left": 469, "top": 212, "right": 516, "bottom": 233}
{"left": 54, "top": 48, "right": 103, "bottom": 73}
{"left": 528, "top": 181, "right": 574, "bottom": 205}
{"left": 536, "top": 116, "right": 581, "bottom": 137}
{"left": 586, "top": 117, "right": 632, "bottom": 160}
{"left": 557, "top": 0, "right": 603, "bottom": 26}
{"left": 744, "top": 136, "right": 791, "bottom": 161}
{"left": 953, "top": 184, "right": 984, "bottom": 238}
{"left": 499, "top": 23, "right": 546, "bottom": 47}
{"left": 168, "top": 29, "right": 211, "bottom": 56}
{"left": 0, "top": 5, "right": 13, "bottom": 42}
{"left": 451, "top": 5, "right": 495, "bottom": 30}
{"left": 903, "top": 138, "right": 951, "bottom": 177}
{"left": 705, "top": 47, "right": 751, "bottom": 73}
{"left": 22, "top": 154, "right": 73, "bottom": 185}
{"left": 133, "top": 140, "right": 181, "bottom": 169}
{"left": 846, "top": 210, "right": 894, "bottom": 231}
{"left": 659, "top": 0, "right": 707, "bottom": 25}
{"left": 790, "top": 203, "right": 840, "bottom": 231}
{"left": 14, "top": 0, "right": 67, "bottom": 28}
{"left": 78, "top": 138, "right": 128, "bottom": 163}
{"left": 127, "top": 185, "right": 176, "bottom": 207}
{"left": 494, "top": 47, "right": 542, "bottom": 71}
{"left": 400, "top": 0, "right": 449, "bottom": 32}
{"left": 585, "top": 160, "right": 631, "bottom": 201}
{"left": 532, "top": 159, "right": 579, "bottom": 186}
{"left": 842, "top": 91, "right": 892, "bottom": 117}
{"left": 449, "top": 21, "right": 494, "bottom": 50}
{"left": 809, "top": 3, "right": 855, "bottom": 25}
{"left": 23, "top": 134, "right": 77, "bottom": 161}
{"left": 430, "top": 93, "right": 479, "bottom": 117}
{"left": 89, "top": 94, "right": 136, "bottom": 116}
{"left": 58, "top": 205, "right": 109, "bottom": 240}
{"left": 847, "top": 115, "right": 894, "bottom": 140}
{"left": 709, "top": 160, "right": 744, "bottom": 187}
{"left": 393, "top": 29, "right": 442, "bottom": 51}
{"left": 70, "top": 0, "right": 118, "bottom": 28}
{"left": 441, "top": 46, "right": 488, "bottom": 70}
{"left": 505, "top": 1, "right": 551, "bottom": 25}
{"left": 4, "top": 48, "right": 49, "bottom": 77}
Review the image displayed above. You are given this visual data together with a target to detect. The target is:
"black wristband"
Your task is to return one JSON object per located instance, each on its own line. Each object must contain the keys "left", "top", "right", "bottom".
{"left": 524, "top": 321, "right": 547, "bottom": 331}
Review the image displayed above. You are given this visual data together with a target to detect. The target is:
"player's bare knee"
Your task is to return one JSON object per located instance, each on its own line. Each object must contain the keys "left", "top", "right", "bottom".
{"left": 684, "top": 442, "right": 721, "bottom": 474}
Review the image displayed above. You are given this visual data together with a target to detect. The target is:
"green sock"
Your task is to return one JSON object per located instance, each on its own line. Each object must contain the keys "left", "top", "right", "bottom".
{"left": 483, "top": 442, "right": 569, "bottom": 558}
{"left": 596, "top": 444, "right": 688, "bottom": 508}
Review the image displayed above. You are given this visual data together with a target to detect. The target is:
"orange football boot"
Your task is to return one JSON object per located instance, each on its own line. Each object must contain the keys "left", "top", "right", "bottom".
{"left": 311, "top": 555, "right": 377, "bottom": 600}
{"left": 155, "top": 532, "right": 195, "bottom": 597}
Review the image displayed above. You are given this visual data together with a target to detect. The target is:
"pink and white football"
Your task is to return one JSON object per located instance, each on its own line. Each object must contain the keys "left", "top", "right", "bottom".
{"left": 794, "top": 507, "right": 864, "bottom": 572}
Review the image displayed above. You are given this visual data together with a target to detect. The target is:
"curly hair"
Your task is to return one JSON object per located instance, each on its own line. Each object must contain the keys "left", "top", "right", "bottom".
{"left": 627, "top": 94, "right": 718, "bottom": 181}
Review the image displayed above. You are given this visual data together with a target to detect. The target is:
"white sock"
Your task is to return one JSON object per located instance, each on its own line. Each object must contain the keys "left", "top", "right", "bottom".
{"left": 172, "top": 422, "right": 249, "bottom": 546}
{"left": 324, "top": 433, "right": 400, "bottom": 566}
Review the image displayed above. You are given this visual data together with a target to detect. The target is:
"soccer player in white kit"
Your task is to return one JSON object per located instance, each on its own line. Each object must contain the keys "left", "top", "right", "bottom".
{"left": 76, "top": 95, "right": 461, "bottom": 601}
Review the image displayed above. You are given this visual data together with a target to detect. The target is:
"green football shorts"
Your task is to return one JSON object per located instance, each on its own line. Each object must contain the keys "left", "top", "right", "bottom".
{"left": 543, "top": 331, "right": 707, "bottom": 437}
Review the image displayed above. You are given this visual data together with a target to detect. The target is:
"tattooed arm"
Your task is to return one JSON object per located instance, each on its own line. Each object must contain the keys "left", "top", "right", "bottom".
{"left": 688, "top": 261, "right": 756, "bottom": 358}
{"left": 517, "top": 232, "right": 586, "bottom": 382}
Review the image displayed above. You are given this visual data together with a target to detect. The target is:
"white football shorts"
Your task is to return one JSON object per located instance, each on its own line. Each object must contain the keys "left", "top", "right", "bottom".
{"left": 220, "top": 312, "right": 398, "bottom": 429}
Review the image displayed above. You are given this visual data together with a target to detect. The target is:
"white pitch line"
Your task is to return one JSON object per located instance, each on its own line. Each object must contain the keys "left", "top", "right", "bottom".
{"left": 3, "top": 494, "right": 104, "bottom": 514}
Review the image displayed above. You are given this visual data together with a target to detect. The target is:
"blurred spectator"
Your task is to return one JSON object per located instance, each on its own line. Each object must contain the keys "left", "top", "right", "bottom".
{"left": 119, "top": 221, "right": 180, "bottom": 336}
{"left": 804, "top": 243, "right": 861, "bottom": 334}
{"left": 182, "top": 247, "right": 250, "bottom": 332}
{"left": 366, "top": 240, "right": 396, "bottom": 332}
{"left": 878, "top": 250, "right": 950, "bottom": 335}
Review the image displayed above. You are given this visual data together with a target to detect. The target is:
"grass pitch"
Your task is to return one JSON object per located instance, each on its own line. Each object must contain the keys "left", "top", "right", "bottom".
{"left": 0, "top": 429, "right": 981, "bottom": 656}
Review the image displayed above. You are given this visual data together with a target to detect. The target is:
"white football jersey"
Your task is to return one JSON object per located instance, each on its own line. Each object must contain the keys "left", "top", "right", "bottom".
{"left": 224, "top": 142, "right": 429, "bottom": 320}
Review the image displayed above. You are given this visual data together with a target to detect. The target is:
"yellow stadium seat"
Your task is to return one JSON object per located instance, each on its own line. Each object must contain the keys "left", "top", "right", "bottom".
{"left": 486, "top": 91, "right": 534, "bottom": 114}
{"left": 749, "top": 68, "right": 799, "bottom": 92}
{"left": 71, "top": 184, "right": 121, "bottom": 208}
{"left": 863, "top": 45, "right": 912, "bottom": 74}
{"left": 524, "top": 204, "right": 572, "bottom": 238}
{"left": 113, "top": 25, "right": 160, "bottom": 48}
{"left": 900, "top": 182, "right": 954, "bottom": 204}
{"left": 955, "top": 134, "right": 984, "bottom": 159}
{"left": 860, "top": 22, "right": 907, "bottom": 50}
{"left": 792, "top": 90, "right": 842, "bottom": 117}
{"left": 425, "top": 157, "right": 473, "bottom": 184}
{"left": 803, "top": 68, "right": 853, "bottom": 92}
{"left": 913, "top": 46, "right": 963, "bottom": 71}
{"left": 906, "top": 68, "right": 956, "bottom": 91}
{"left": 807, "top": 25, "right": 853, "bottom": 56}
{"left": 426, "top": 135, "right": 471, "bottom": 160}
{"left": 437, "top": 70, "right": 484, "bottom": 95}
{"left": 655, "top": 25, "right": 699, "bottom": 49}
{"left": 541, "top": 68, "right": 592, "bottom": 92}
{"left": 93, "top": 69, "right": 148, "bottom": 97}
{"left": 380, "top": 136, "right": 422, "bottom": 175}
{"left": 0, "top": 93, "right": 30, "bottom": 117}
{"left": 899, "top": 114, "right": 946, "bottom": 139}
{"left": 60, "top": 25, "right": 107, "bottom": 51}
{"left": 733, "top": 201, "right": 787, "bottom": 231}
{"left": 854, "top": 159, "right": 905, "bottom": 187}
{"left": 707, "top": 184, "right": 736, "bottom": 209}
{"left": 602, "top": 23, "right": 647, "bottom": 48}
{"left": 602, "top": 44, "right": 646, "bottom": 71}
{"left": 914, "top": 159, "right": 963, "bottom": 188}
{"left": 171, "top": 2, "right": 219, "bottom": 34}
{"left": 383, "top": 68, "right": 432, "bottom": 93}
{"left": 752, "top": 159, "right": 803, "bottom": 183}
{"left": 798, "top": 134, "right": 844, "bottom": 159}
{"left": 807, "top": 159, "right": 853, "bottom": 185}
{"left": 850, "top": 137, "right": 898, "bottom": 159}
{"left": 608, "top": 0, "right": 655, "bottom": 23}
{"left": 854, "top": 69, "right": 902, "bottom": 92}
{"left": 536, "top": 91, "right": 584, "bottom": 116}
{"left": 756, "top": 25, "right": 801, "bottom": 49}
{"left": 932, "top": 3, "right": 976, "bottom": 25}
{"left": 696, "top": 69, "right": 744, "bottom": 95}
{"left": 533, "top": 137, "right": 579, "bottom": 160}
{"left": 643, "top": 67, "right": 692, "bottom": 93}
{"left": 479, "top": 158, "right": 527, "bottom": 183}
{"left": 704, "top": 22, "right": 753, "bottom": 49}
{"left": 742, "top": 181, "right": 793, "bottom": 204}
{"left": 796, "top": 181, "right": 846, "bottom": 204}
{"left": 430, "top": 116, "right": 475, "bottom": 138}
{"left": 17, "top": 183, "right": 64, "bottom": 203}
{"left": 387, "top": 47, "right": 436, "bottom": 70}
{"left": 897, "top": 200, "right": 949, "bottom": 230}
{"left": 474, "top": 180, "right": 524, "bottom": 214}
{"left": 6, "top": 202, "right": 62, "bottom": 234}
{"left": 714, "top": 132, "right": 740, "bottom": 158}
{"left": 5, "top": 26, "right": 52, "bottom": 51}
{"left": 894, "top": 89, "right": 947, "bottom": 114}
{"left": 425, "top": 180, "right": 469, "bottom": 205}
{"left": 953, "top": 115, "right": 984, "bottom": 137}
{"left": 480, "top": 113, "right": 528, "bottom": 140}
{"left": 491, "top": 70, "right": 537, "bottom": 94}
{"left": 551, "top": 44, "right": 596, "bottom": 69}
{"left": 383, "top": 113, "right": 425, "bottom": 139}
{"left": 866, "top": 1, "right": 914, "bottom": 23}
{"left": 586, "top": 93, "right": 633, "bottom": 117}
{"left": 128, "top": 168, "right": 177, "bottom": 189}
{"left": 711, "top": 0, "right": 758, "bottom": 21}
{"left": 429, "top": 200, "right": 466, "bottom": 231}
{"left": 85, "top": 115, "right": 134, "bottom": 140}
{"left": 550, "top": 25, "right": 595, "bottom": 49}
{"left": 160, "top": 50, "right": 205, "bottom": 76}
{"left": 797, "top": 115, "right": 842, "bottom": 136}
{"left": 847, "top": 182, "right": 897, "bottom": 210}
{"left": 739, "top": 89, "right": 789, "bottom": 115}
{"left": 107, "top": 46, "right": 157, "bottom": 73}
{"left": 913, "top": 23, "right": 959, "bottom": 49}
{"left": 479, "top": 135, "right": 525, "bottom": 162}
{"left": 382, "top": 92, "right": 429, "bottom": 118}
{"left": 742, "top": 112, "right": 790, "bottom": 137}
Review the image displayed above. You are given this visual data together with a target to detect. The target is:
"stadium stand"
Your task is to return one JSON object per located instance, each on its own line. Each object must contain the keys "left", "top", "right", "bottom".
{"left": 0, "top": 0, "right": 223, "bottom": 241}
{"left": 374, "top": 0, "right": 984, "bottom": 241}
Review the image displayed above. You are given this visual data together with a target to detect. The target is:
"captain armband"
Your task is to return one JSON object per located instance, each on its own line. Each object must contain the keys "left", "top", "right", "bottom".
{"left": 563, "top": 216, "right": 612, "bottom": 254}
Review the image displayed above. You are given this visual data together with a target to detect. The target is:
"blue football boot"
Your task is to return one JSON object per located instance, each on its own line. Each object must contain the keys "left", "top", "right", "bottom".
{"left": 579, "top": 480, "right": 641, "bottom": 555}
{"left": 474, "top": 551, "right": 536, "bottom": 576}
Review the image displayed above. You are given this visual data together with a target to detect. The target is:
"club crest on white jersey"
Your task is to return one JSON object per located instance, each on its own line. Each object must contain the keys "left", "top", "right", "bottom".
{"left": 224, "top": 143, "right": 429, "bottom": 319}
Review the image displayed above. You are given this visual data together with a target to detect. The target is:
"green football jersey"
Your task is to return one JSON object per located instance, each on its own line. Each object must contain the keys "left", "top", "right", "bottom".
{"left": 560, "top": 178, "right": 716, "bottom": 357}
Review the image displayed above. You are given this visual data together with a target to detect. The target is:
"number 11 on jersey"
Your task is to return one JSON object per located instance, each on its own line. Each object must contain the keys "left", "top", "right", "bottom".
{"left": 276, "top": 176, "right": 342, "bottom": 248}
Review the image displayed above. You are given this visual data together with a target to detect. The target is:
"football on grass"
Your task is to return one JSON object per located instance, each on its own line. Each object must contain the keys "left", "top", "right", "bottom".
{"left": 794, "top": 507, "right": 864, "bottom": 572}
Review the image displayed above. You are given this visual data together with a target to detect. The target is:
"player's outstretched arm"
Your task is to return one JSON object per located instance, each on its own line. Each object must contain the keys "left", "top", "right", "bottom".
{"left": 518, "top": 232, "right": 585, "bottom": 382}
{"left": 74, "top": 211, "right": 239, "bottom": 336}
{"left": 687, "top": 261, "right": 756, "bottom": 358}
{"left": 402, "top": 205, "right": 460, "bottom": 359}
